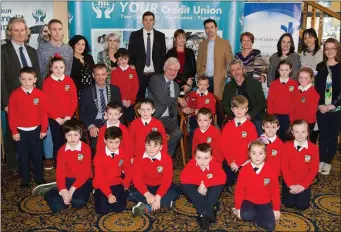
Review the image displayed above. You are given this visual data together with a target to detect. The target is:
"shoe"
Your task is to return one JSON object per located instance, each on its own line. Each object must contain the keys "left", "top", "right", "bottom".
{"left": 200, "top": 215, "right": 211, "bottom": 231}
{"left": 321, "top": 163, "right": 331, "bottom": 175}
{"left": 132, "top": 202, "right": 148, "bottom": 217}
{"left": 195, "top": 216, "right": 204, "bottom": 229}
{"left": 44, "top": 159, "right": 54, "bottom": 170}
{"left": 32, "top": 182, "right": 57, "bottom": 196}
{"left": 319, "top": 162, "right": 326, "bottom": 173}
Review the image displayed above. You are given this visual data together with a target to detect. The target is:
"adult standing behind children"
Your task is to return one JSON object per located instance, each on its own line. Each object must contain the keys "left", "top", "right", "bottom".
{"left": 128, "top": 11, "right": 166, "bottom": 100}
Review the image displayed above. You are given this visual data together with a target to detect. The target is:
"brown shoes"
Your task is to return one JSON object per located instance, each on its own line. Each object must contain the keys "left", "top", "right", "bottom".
{"left": 44, "top": 159, "right": 54, "bottom": 170}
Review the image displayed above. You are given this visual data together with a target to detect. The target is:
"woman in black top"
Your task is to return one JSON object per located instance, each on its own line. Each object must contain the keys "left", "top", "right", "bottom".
{"left": 315, "top": 38, "right": 341, "bottom": 175}
{"left": 69, "top": 35, "right": 95, "bottom": 98}
{"left": 166, "top": 29, "right": 196, "bottom": 96}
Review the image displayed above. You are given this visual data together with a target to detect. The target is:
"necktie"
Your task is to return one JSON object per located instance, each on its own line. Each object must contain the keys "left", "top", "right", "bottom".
{"left": 253, "top": 167, "right": 259, "bottom": 172}
{"left": 166, "top": 81, "right": 174, "bottom": 118}
{"left": 268, "top": 139, "right": 272, "bottom": 144}
{"left": 200, "top": 93, "right": 204, "bottom": 97}
{"left": 144, "top": 122, "right": 148, "bottom": 126}
{"left": 58, "top": 79, "right": 62, "bottom": 82}
{"left": 110, "top": 153, "right": 116, "bottom": 158}
{"left": 151, "top": 158, "right": 157, "bottom": 162}
{"left": 26, "top": 92, "right": 30, "bottom": 95}
{"left": 297, "top": 145, "right": 301, "bottom": 151}
{"left": 299, "top": 90, "right": 303, "bottom": 93}
{"left": 19, "top": 47, "right": 28, "bottom": 68}
{"left": 166, "top": 81, "right": 171, "bottom": 96}
{"left": 281, "top": 82, "right": 286, "bottom": 85}
{"left": 237, "top": 122, "right": 241, "bottom": 127}
{"left": 99, "top": 89, "right": 106, "bottom": 114}
{"left": 146, "top": 33, "right": 151, "bottom": 67}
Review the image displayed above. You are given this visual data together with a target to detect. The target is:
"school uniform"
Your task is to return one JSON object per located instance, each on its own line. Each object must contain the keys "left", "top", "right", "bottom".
{"left": 260, "top": 134, "right": 283, "bottom": 176}
{"left": 221, "top": 118, "right": 258, "bottom": 186}
{"left": 8, "top": 87, "right": 48, "bottom": 184}
{"left": 111, "top": 66, "right": 139, "bottom": 122}
{"left": 44, "top": 141, "right": 92, "bottom": 213}
{"left": 267, "top": 78, "right": 298, "bottom": 141}
{"left": 128, "top": 117, "right": 168, "bottom": 159}
{"left": 128, "top": 151, "right": 180, "bottom": 207}
{"left": 180, "top": 159, "right": 226, "bottom": 221}
{"left": 43, "top": 74, "right": 78, "bottom": 159}
{"left": 93, "top": 146, "right": 132, "bottom": 214}
{"left": 235, "top": 162, "right": 280, "bottom": 231}
{"left": 192, "top": 124, "right": 223, "bottom": 163}
{"left": 280, "top": 140, "right": 319, "bottom": 210}
{"left": 96, "top": 121, "right": 131, "bottom": 159}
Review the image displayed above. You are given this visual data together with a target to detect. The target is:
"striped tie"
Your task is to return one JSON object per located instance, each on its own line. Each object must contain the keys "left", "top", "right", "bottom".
{"left": 99, "top": 89, "right": 106, "bottom": 114}
{"left": 167, "top": 81, "right": 171, "bottom": 96}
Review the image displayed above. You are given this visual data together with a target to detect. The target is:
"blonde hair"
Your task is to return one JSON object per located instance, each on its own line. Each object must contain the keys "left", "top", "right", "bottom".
{"left": 5, "top": 17, "right": 30, "bottom": 41}
{"left": 248, "top": 140, "right": 266, "bottom": 154}
{"left": 105, "top": 33, "right": 120, "bottom": 50}
{"left": 163, "top": 57, "right": 180, "bottom": 71}
{"left": 231, "top": 95, "right": 248, "bottom": 108}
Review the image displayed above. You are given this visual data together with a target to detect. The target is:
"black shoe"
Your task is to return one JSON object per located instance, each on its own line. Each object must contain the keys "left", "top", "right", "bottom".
{"left": 200, "top": 216, "right": 211, "bottom": 231}
{"left": 20, "top": 183, "right": 30, "bottom": 188}
{"left": 195, "top": 215, "right": 204, "bottom": 228}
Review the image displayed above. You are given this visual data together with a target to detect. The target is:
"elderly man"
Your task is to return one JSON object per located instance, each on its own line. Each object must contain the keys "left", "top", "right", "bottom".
{"left": 1, "top": 17, "right": 41, "bottom": 177}
{"left": 148, "top": 57, "right": 185, "bottom": 157}
{"left": 221, "top": 59, "right": 266, "bottom": 135}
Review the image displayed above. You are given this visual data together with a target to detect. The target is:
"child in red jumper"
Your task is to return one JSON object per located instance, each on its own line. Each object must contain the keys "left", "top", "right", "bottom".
{"left": 128, "top": 131, "right": 180, "bottom": 217}
{"left": 221, "top": 95, "right": 258, "bottom": 187}
{"left": 258, "top": 115, "right": 283, "bottom": 176}
{"left": 182, "top": 75, "right": 216, "bottom": 143}
{"left": 97, "top": 102, "right": 131, "bottom": 161}
{"left": 129, "top": 98, "right": 168, "bottom": 160}
{"left": 192, "top": 108, "right": 223, "bottom": 163}
{"left": 233, "top": 140, "right": 281, "bottom": 231}
{"left": 111, "top": 48, "right": 139, "bottom": 123}
{"left": 181, "top": 143, "right": 226, "bottom": 230}
{"left": 34, "top": 119, "right": 92, "bottom": 213}
{"left": 289, "top": 67, "right": 319, "bottom": 142}
{"left": 281, "top": 120, "right": 319, "bottom": 210}
{"left": 267, "top": 60, "right": 298, "bottom": 141}
{"left": 93, "top": 126, "right": 132, "bottom": 214}
{"left": 43, "top": 56, "right": 78, "bottom": 159}
{"left": 8, "top": 67, "right": 48, "bottom": 187}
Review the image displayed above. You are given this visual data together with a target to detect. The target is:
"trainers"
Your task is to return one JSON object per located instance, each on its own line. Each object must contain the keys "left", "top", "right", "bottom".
{"left": 44, "top": 159, "right": 54, "bottom": 170}
{"left": 319, "top": 162, "right": 326, "bottom": 173}
{"left": 32, "top": 182, "right": 57, "bottom": 196}
{"left": 132, "top": 202, "right": 148, "bottom": 217}
{"left": 321, "top": 163, "right": 331, "bottom": 175}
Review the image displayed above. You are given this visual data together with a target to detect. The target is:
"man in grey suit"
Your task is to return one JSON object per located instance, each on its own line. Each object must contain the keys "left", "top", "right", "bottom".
{"left": 1, "top": 17, "right": 42, "bottom": 177}
{"left": 148, "top": 57, "right": 186, "bottom": 157}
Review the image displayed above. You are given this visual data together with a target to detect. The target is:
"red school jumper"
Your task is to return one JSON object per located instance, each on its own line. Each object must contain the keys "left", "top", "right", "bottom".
{"left": 111, "top": 66, "right": 139, "bottom": 104}
{"left": 186, "top": 91, "right": 216, "bottom": 116}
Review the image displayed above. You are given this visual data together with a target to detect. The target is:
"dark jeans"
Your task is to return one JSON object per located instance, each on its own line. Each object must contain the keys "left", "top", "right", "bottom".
{"left": 207, "top": 76, "right": 214, "bottom": 94}
{"left": 88, "top": 119, "right": 105, "bottom": 157}
{"left": 181, "top": 184, "right": 224, "bottom": 219}
{"left": 44, "top": 178, "right": 92, "bottom": 213}
{"left": 317, "top": 111, "right": 341, "bottom": 164}
{"left": 94, "top": 184, "right": 127, "bottom": 214}
{"left": 49, "top": 118, "right": 66, "bottom": 160}
{"left": 275, "top": 114, "right": 291, "bottom": 141}
{"left": 122, "top": 105, "right": 135, "bottom": 124}
{"left": 282, "top": 182, "right": 311, "bottom": 210}
{"left": 16, "top": 127, "right": 44, "bottom": 184}
{"left": 159, "top": 117, "right": 182, "bottom": 157}
{"left": 4, "top": 112, "right": 18, "bottom": 171}
{"left": 222, "top": 160, "right": 239, "bottom": 187}
{"left": 128, "top": 184, "right": 180, "bottom": 207}
{"left": 252, "top": 119, "right": 263, "bottom": 136}
{"left": 241, "top": 200, "right": 275, "bottom": 232}
{"left": 137, "top": 73, "right": 154, "bottom": 101}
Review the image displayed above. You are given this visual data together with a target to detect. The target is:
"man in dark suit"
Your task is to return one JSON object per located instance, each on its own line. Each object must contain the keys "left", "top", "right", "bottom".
{"left": 79, "top": 64, "right": 121, "bottom": 154}
{"left": 1, "top": 17, "right": 42, "bottom": 176}
{"left": 148, "top": 57, "right": 186, "bottom": 157}
{"left": 128, "top": 11, "right": 166, "bottom": 101}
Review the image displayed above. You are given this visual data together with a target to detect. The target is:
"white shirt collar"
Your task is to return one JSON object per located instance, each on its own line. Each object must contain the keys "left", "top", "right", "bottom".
{"left": 196, "top": 162, "right": 210, "bottom": 171}
{"left": 143, "top": 28, "right": 154, "bottom": 35}
{"left": 260, "top": 133, "right": 277, "bottom": 143}
{"left": 105, "top": 146, "right": 119, "bottom": 157}
{"left": 11, "top": 40, "right": 25, "bottom": 49}
{"left": 119, "top": 65, "right": 129, "bottom": 71}
{"left": 196, "top": 90, "right": 208, "bottom": 96}
{"left": 51, "top": 73, "right": 65, "bottom": 81}
{"left": 142, "top": 151, "right": 161, "bottom": 161}
{"left": 251, "top": 162, "right": 265, "bottom": 174}
{"left": 294, "top": 140, "right": 308, "bottom": 151}
{"left": 21, "top": 87, "right": 33, "bottom": 94}
{"left": 141, "top": 117, "right": 152, "bottom": 125}
{"left": 298, "top": 83, "right": 312, "bottom": 92}
{"left": 164, "top": 76, "right": 173, "bottom": 84}
{"left": 279, "top": 77, "right": 289, "bottom": 84}
{"left": 234, "top": 117, "right": 247, "bottom": 127}
{"left": 200, "top": 124, "right": 211, "bottom": 133}
{"left": 107, "top": 120, "right": 120, "bottom": 128}
{"left": 65, "top": 141, "right": 82, "bottom": 151}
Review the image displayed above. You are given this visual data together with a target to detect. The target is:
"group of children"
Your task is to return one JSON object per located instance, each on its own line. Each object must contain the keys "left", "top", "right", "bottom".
{"left": 9, "top": 59, "right": 320, "bottom": 230}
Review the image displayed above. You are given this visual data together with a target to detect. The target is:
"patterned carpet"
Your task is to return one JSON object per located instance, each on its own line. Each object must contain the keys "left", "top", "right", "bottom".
{"left": 1, "top": 150, "right": 340, "bottom": 231}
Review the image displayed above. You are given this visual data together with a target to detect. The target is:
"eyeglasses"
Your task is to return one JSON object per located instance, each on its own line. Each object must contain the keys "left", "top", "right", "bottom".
{"left": 325, "top": 48, "right": 337, "bottom": 52}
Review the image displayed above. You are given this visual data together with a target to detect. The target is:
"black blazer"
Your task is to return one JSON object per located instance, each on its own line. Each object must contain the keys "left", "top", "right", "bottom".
{"left": 1, "top": 42, "right": 41, "bottom": 108}
{"left": 166, "top": 47, "right": 196, "bottom": 88}
{"left": 79, "top": 84, "right": 121, "bottom": 128}
{"left": 70, "top": 54, "right": 95, "bottom": 94}
{"left": 128, "top": 28, "right": 166, "bottom": 76}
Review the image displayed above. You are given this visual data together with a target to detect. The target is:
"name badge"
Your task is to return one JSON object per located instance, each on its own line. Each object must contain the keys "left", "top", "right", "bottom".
{"left": 289, "top": 86, "right": 294, "bottom": 92}
{"left": 152, "top": 127, "right": 158, "bottom": 132}
{"left": 206, "top": 137, "right": 212, "bottom": 143}
{"left": 205, "top": 99, "right": 210, "bottom": 104}
{"left": 241, "top": 131, "right": 247, "bottom": 138}
{"left": 78, "top": 154, "right": 83, "bottom": 161}
{"left": 264, "top": 178, "right": 270, "bottom": 186}
{"left": 118, "top": 159, "right": 123, "bottom": 167}
{"left": 65, "top": 85, "right": 70, "bottom": 91}
{"left": 157, "top": 166, "right": 163, "bottom": 173}
{"left": 301, "top": 96, "right": 306, "bottom": 103}
{"left": 271, "top": 149, "right": 278, "bottom": 156}
{"left": 207, "top": 173, "right": 213, "bottom": 179}
{"left": 129, "top": 74, "right": 133, "bottom": 79}
{"left": 305, "top": 155, "right": 311, "bottom": 163}
{"left": 33, "top": 98, "right": 39, "bottom": 105}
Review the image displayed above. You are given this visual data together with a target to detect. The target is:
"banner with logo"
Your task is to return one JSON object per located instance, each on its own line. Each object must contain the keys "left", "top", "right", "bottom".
{"left": 68, "top": 1, "right": 245, "bottom": 62}
{"left": 1, "top": 2, "right": 54, "bottom": 49}
{"left": 243, "top": 3, "right": 302, "bottom": 60}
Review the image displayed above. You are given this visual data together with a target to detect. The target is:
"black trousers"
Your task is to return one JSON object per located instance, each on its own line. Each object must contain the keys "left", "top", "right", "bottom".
{"left": 282, "top": 182, "right": 311, "bottom": 210}
{"left": 275, "top": 114, "right": 291, "bottom": 141}
{"left": 16, "top": 127, "right": 44, "bottom": 184}
{"left": 94, "top": 184, "right": 127, "bottom": 215}
{"left": 159, "top": 117, "right": 182, "bottom": 157}
{"left": 240, "top": 200, "right": 276, "bottom": 232}
{"left": 137, "top": 73, "right": 154, "bottom": 101}
{"left": 49, "top": 118, "right": 66, "bottom": 160}
{"left": 4, "top": 112, "right": 18, "bottom": 171}
{"left": 181, "top": 184, "right": 224, "bottom": 220}
{"left": 222, "top": 160, "right": 238, "bottom": 187}
{"left": 122, "top": 105, "right": 135, "bottom": 124}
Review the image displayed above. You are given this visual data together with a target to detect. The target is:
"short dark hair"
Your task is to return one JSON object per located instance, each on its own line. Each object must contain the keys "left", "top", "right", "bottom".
{"left": 302, "top": 28, "right": 320, "bottom": 56}
{"left": 277, "top": 33, "right": 295, "bottom": 57}
{"left": 197, "top": 74, "right": 209, "bottom": 83}
{"left": 19, "top": 67, "right": 37, "bottom": 78}
{"left": 68, "top": 35, "right": 91, "bottom": 54}
{"left": 262, "top": 114, "right": 279, "bottom": 126}
{"left": 195, "top": 143, "right": 212, "bottom": 155}
{"left": 63, "top": 118, "right": 83, "bottom": 135}
{"left": 145, "top": 131, "right": 163, "bottom": 145}
{"left": 203, "top": 19, "right": 217, "bottom": 27}
{"left": 105, "top": 126, "right": 122, "bottom": 140}
{"left": 114, "top": 48, "right": 130, "bottom": 60}
{"left": 173, "top": 29, "right": 186, "bottom": 47}
{"left": 48, "top": 56, "right": 66, "bottom": 77}
{"left": 48, "top": 19, "right": 62, "bottom": 29}
{"left": 277, "top": 59, "right": 293, "bottom": 70}
{"left": 142, "top": 11, "right": 155, "bottom": 20}
{"left": 139, "top": 98, "right": 155, "bottom": 109}
{"left": 92, "top": 64, "right": 107, "bottom": 73}
{"left": 197, "top": 107, "right": 213, "bottom": 119}
{"left": 106, "top": 102, "right": 123, "bottom": 113}
{"left": 240, "top": 32, "right": 254, "bottom": 44}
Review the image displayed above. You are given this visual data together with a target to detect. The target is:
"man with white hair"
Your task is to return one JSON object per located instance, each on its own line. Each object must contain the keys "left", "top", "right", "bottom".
{"left": 148, "top": 57, "right": 186, "bottom": 157}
